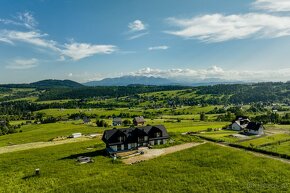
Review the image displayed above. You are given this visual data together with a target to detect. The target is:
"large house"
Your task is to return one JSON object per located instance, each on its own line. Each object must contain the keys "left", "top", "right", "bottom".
{"left": 246, "top": 122, "right": 265, "bottom": 135}
{"left": 229, "top": 116, "right": 250, "bottom": 131}
{"left": 133, "top": 116, "right": 146, "bottom": 126}
{"left": 102, "top": 125, "right": 169, "bottom": 154}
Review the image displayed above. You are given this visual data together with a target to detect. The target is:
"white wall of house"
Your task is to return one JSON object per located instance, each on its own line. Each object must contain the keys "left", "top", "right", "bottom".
{"left": 249, "top": 127, "right": 264, "bottom": 135}
{"left": 121, "top": 144, "right": 124, "bottom": 151}
{"left": 71, "top": 133, "right": 82, "bottom": 138}
{"left": 231, "top": 122, "right": 242, "bottom": 131}
{"left": 128, "top": 144, "right": 131, "bottom": 149}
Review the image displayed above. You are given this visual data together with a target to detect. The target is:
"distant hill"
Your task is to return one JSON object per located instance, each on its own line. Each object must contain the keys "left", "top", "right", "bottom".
{"left": 84, "top": 76, "right": 176, "bottom": 86}
{"left": 0, "top": 79, "right": 84, "bottom": 89}
{"left": 30, "top": 79, "right": 84, "bottom": 88}
{"left": 84, "top": 76, "right": 243, "bottom": 86}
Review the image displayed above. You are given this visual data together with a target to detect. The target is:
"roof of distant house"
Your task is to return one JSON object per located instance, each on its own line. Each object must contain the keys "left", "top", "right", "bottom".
{"left": 246, "top": 122, "right": 263, "bottom": 131}
{"left": 134, "top": 116, "right": 145, "bottom": 123}
{"left": 102, "top": 125, "right": 169, "bottom": 144}
{"left": 113, "top": 117, "right": 122, "bottom": 122}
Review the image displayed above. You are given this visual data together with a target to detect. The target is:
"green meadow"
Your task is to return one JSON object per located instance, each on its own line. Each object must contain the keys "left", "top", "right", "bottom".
{"left": 0, "top": 122, "right": 102, "bottom": 147}
{"left": 0, "top": 141, "right": 289, "bottom": 193}
{"left": 0, "top": 120, "right": 229, "bottom": 147}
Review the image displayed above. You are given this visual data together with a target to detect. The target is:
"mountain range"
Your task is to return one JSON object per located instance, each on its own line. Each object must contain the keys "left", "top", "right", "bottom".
{"left": 84, "top": 75, "right": 243, "bottom": 86}
{"left": 0, "top": 76, "right": 244, "bottom": 89}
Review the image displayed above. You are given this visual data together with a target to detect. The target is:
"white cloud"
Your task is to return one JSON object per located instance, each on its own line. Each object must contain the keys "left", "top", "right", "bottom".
{"left": 0, "top": 12, "right": 118, "bottom": 61}
{"left": 148, "top": 45, "right": 169, "bottom": 51}
{"left": 127, "top": 32, "right": 149, "bottom": 40}
{"left": 128, "top": 66, "right": 290, "bottom": 82}
{"left": 127, "top": 20, "right": 148, "bottom": 40}
{"left": 17, "top": 12, "right": 38, "bottom": 29}
{"left": 61, "top": 42, "right": 117, "bottom": 61}
{"left": 0, "top": 11, "right": 37, "bottom": 29}
{"left": 128, "top": 20, "right": 146, "bottom": 31}
{"left": 252, "top": 0, "right": 290, "bottom": 12}
{"left": 6, "top": 58, "right": 38, "bottom": 70}
{"left": 165, "top": 13, "right": 290, "bottom": 42}
{"left": 0, "top": 37, "right": 13, "bottom": 44}
{"left": 0, "top": 30, "right": 59, "bottom": 51}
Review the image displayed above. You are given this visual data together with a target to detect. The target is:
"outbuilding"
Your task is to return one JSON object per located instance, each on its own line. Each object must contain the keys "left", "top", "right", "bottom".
{"left": 70, "top": 133, "right": 82, "bottom": 138}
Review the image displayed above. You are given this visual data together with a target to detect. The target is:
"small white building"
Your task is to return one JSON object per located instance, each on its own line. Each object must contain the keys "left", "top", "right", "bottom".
{"left": 229, "top": 116, "right": 250, "bottom": 131}
{"left": 246, "top": 122, "right": 264, "bottom": 135}
{"left": 70, "top": 133, "right": 82, "bottom": 138}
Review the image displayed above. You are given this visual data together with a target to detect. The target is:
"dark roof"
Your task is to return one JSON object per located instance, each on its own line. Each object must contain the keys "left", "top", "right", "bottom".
{"left": 113, "top": 117, "right": 122, "bottom": 122}
{"left": 102, "top": 125, "right": 169, "bottom": 144}
{"left": 83, "top": 117, "right": 91, "bottom": 122}
{"left": 133, "top": 116, "right": 145, "bottom": 123}
{"left": 246, "top": 122, "right": 263, "bottom": 131}
{"left": 235, "top": 116, "right": 249, "bottom": 121}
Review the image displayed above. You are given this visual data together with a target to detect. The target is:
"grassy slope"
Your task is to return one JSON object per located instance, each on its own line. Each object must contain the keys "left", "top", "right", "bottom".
{"left": 239, "top": 134, "right": 290, "bottom": 147}
{"left": 0, "top": 121, "right": 228, "bottom": 147}
{"left": 0, "top": 122, "right": 103, "bottom": 147}
{"left": 261, "top": 141, "right": 290, "bottom": 156}
{"left": 0, "top": 142, "right": 289, "bottom": 193}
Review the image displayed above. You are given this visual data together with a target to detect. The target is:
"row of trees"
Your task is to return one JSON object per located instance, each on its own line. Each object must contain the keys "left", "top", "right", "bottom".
{"left": 0, "top": 120, "right": 20, "bottom": 136}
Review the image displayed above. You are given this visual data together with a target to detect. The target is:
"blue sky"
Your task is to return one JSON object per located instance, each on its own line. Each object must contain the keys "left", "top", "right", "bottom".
{"left": 1, "top": 0, "right": 290, "bottom": 83}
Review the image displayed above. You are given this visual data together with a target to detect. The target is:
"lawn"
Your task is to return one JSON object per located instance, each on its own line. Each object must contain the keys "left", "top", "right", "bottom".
{"left": 0, "top": 122, "right": 104, "bottom": 147}
{"left": 36, "top": 108, "right": 144, "bottom": 117}
{"left": 0, "top": 118, "right": 229, "bottom": 147}
{"left": 0, "top": 141, "right": 289, "bottom": 192}
{"left": 239, "top": 134, "right": 290, "bottom": 147}
{"left": 197, "top": 130, "right": 240, "bottom": 143}
{"left": 147, "top": 119, "right": 229, "bottom": 133}
{"left": 261, "top": 141, "right": 290, "bottom": 156}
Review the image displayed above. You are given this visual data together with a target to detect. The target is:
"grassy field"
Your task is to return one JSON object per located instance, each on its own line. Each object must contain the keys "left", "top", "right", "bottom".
{"left": 147, "top": 119, "right": 229, "bottom": 133}
{"left": 197, "top": 130, "right": 241, "bottom": 143}
{"left": 0, "top": 141, "right": 289, "bottom": 193}
{"left": 36, "top": 108, "right": 144, "bottom": 117}
{"left": 238, "top": 134, "right": 290, "bottom": 147}
{"left": 261, "top": 141, "right": 290, "bottom": 156}
{"left": 0, "top": 122, "right": 103, "bottom": 147}
{"left": 0, "top": 120, "right": 228, "bottom": 147}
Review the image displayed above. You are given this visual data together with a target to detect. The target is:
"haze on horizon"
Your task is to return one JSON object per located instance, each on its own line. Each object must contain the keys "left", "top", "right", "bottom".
{"left": 1, "top": 0, "right": 290, "bottom": 84}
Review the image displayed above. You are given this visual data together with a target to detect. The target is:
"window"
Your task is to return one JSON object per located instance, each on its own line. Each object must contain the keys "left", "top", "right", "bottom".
{"left": 118, "top": 136, "right": 125, "bottom": 142}
{"left": 138, "top": 136, "right": 144, "bottom": 142}
{"left": 155, "top": 132, "right": 161, "bottom": 138}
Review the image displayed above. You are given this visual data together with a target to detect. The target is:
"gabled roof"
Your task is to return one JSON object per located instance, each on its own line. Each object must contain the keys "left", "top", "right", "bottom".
{"left": 134, "top": 116, "right": 145, "bottom": 123}
{"left": 246, "top": 122, "right": 263, "bottom": 131}
{"left": 102, "top": 125, "right": 169, "bottom": 144}
{"left": 235, "top": 116, "right": 249, "bottom": 120}
{"left": 83, "top": 117, "right": 91, "bottom": 122}
{"left": 113, "top": 117, "right": 122, "bottom": 122}
{"left": 232, "top": 116, "right": 250, "bottom": 126}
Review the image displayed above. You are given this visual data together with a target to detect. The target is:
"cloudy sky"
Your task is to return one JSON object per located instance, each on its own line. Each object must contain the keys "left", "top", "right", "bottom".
{"left": 1, "top": 0, "right": 290, "bottom": 83}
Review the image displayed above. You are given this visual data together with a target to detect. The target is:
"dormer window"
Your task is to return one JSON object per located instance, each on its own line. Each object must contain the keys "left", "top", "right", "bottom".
{"left": 118, "top": 136, "right": 125, "bottom": 142}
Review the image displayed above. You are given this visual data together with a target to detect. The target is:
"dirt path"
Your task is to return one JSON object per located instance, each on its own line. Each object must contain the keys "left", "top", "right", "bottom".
{"left": 123, "top": 142, "right": 205, "bottom": 164}
{"left": 0, "top": 137, "right": 97, "bottom": 155}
